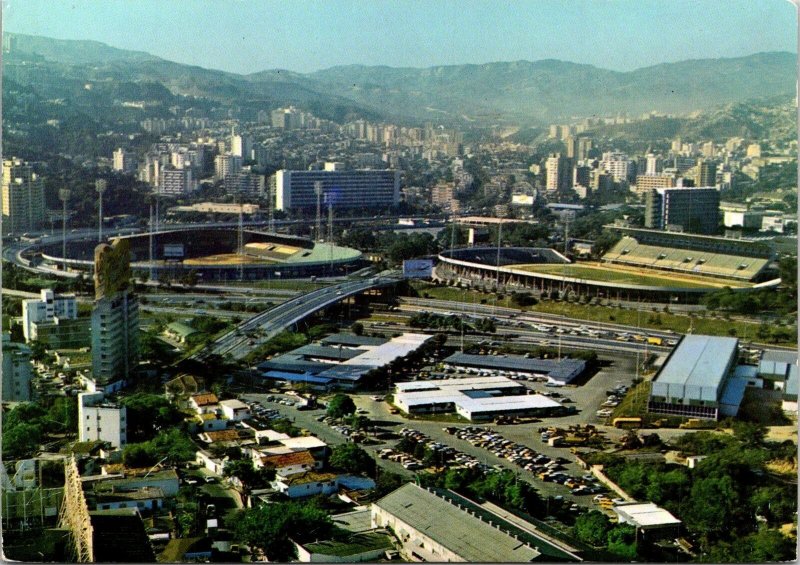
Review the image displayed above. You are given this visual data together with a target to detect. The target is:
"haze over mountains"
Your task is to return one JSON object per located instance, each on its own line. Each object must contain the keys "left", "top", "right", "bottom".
{"left": 5, "top": 33, "right": 797, "bottom": 125}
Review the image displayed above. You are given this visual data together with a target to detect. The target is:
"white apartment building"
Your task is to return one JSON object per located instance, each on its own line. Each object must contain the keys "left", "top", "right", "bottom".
{"left": 78, "top": 392, "right": 127, "bottom": 448}
{"left": 22, "top": 289, "right": 78, "bottom": 342}
{"left": 112, "top": 148, "right": 137, "bottom": 174}
{"left": 601, "top": 152, "right": 634, "bottom": 182}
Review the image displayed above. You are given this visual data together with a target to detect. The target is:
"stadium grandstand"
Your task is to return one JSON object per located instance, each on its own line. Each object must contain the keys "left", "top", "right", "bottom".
{"left": 602, "top": 226, "right": 775, "bottom": 282}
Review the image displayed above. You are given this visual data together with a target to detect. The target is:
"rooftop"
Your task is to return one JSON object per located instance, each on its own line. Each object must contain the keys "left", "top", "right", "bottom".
{"left": 444, "top": 352, "right": 586, "bottom": 383}
{"left": 613, "top": 502, "right": 682, "bottom": 529}
{"left": 259, "top": 450, "right": 315, "bottom": 469}
{"left": 373, "top": 484, "right": 541, "bottom": 562}
{"left": 277, "top": 470, "right": 337, "bottom": 486}
{"left": 654, "top": 335, "right": 738, "bottom": 390}
{"left": 320, "top": 333, "right": 387, "bottom": 347}
{"left": 301, "top": 531, "right": 394, "bottom": 557}
{"left": 219, "top": 398, "right": 249, "bottom": 410}
{"left": 190, "top": 392, "right": 219, "bottom": 406}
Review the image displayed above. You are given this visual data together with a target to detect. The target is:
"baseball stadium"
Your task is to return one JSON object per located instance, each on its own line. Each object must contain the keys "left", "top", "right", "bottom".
{"left": 32, "top": 228, "right": 367, "bottom": 281}
{"left": 436, "top": 227, "right": 780, "bottom": 304}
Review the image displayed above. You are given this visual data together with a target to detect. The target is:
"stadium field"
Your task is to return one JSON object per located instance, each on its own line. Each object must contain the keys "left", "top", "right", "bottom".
{"left": 514, "top": 262, "right": 751, "bottom": 289}
{"left": 182, "top": 253, "right": 277, "bottom": 266}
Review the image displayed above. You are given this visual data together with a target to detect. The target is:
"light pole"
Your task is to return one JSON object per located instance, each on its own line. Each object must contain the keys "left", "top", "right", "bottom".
{"left": 58, "top": 189, "right": 70, "bottom": 273}
{"left": 95, "top": 179, "right": 107, "bottom": 243}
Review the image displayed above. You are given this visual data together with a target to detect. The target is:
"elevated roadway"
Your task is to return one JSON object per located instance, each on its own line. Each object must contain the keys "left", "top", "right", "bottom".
{"left": 196, "top": 273, "right": 403, "bottom": 361}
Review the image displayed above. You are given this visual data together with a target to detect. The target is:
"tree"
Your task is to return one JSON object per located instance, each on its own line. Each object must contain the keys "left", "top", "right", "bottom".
{"left": 326, "top": 393, "right": 356, "bottom": 420}
{"left": 573, "top": 510, "right": 612, "bottom": 547}
{"left": 606, "top": 524, "right": 637, "bottom": 560}
{"left": 223, "top": 459, "right": 274, "bottom": 491}
{"left": 329, "top": 443, "right": 376, "bottom": 475}
{"left": 234, "top": 500, "right": 334, "bottom": 561}
{"left": 731, "top": 421, "right": 766, "bottom": 447}
{"left": 120, "top": 392, "right": 183, "bottom": 442}
{"left": 351, "top": 322, "right": 364, "bottom": 336}
{"left": 123, "top": 443, "right": 157, "bottom": 468}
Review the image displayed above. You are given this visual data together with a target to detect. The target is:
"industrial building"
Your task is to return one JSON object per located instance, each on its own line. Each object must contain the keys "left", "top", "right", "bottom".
{"left": 274, "top": 164, "right": 400, "bottom": 211}
{"left": 648, "top": 335, "right": 744, "bottom": 420}
{"left": 372, "top": 483, "right": 581, "bottom": 562}
{"left": 393, "top": 377, "right": 565, "bottom": 422}
{"left": 612, "top": 503, "right": 682, "bottom": 542}
{"left": 258, "top": 333, "right": 432, "bottom": 390}
{"left": 443, "top": 352, "right": 587, "bottom": 385}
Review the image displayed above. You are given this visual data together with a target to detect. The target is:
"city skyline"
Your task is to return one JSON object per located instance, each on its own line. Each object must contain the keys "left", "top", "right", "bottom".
{"left": 4, "top": 0, "right": 797, "bottom": 75}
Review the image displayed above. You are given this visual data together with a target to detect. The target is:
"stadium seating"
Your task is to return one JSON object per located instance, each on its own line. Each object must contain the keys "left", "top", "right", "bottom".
{"left": 446, "top": 247, "right": 568, "bottom": 267}
{"left": 602, "top": 236, "right": 769, "bottom": 281}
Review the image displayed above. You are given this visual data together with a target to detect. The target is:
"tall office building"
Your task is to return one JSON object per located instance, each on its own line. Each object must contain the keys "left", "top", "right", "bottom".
{"left": 645, "top": 187, "right": 720, "bottom": 235}
{"left": 91, "top": 240, "right": 139, "bottom": 391}
{"left": 696, "top": 159, "right": 717, "bottom": 188}
{"left": 2, "top": 157, "right": 46, "bottom": 235}
{"left": 645, "top": 154, "right": 663, "bottom": 175}
{"left": 224, "top": 171, "right": 265, "bottom": 195}
{"left": 2, "top": 333, "right": 33, "bottom": 401}
{"left": 231, "top": 132, "right": 252, "bottom": 159}
{"left": 275, "top": 164, "right": 400, "bottom": 211}
{"left": 545, "top": 154, "right": 573, "bottom": 193}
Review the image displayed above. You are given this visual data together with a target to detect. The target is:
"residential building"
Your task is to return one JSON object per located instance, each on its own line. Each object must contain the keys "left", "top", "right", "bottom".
{"left": 214, "top": 154, "right": 243, "bottom": 181}
{"left": 112, "top": 148, "right": 137, "bottom": 174}
{"left": 78, "top": 391, "right": 127, "bottom": 448}
{"left": 696, "top": 159, "right": 717, "bottom": 187}
{"left": 645, "top": 154, "right": 663, "bottom": 175}
{"left": 91, "top": 240, "right": 139, "bottom": 391}
{"left": 158, "top": 167, "right": 195, "bottom": 196}
{"left": 2, "top": 334, "right": 33, "bottom": 401}
{"left": 274, "top": 165, "right": 400, "bottom": 211}
{"left": 219, "top": 399, "right": 250, "bottom": 421}
{"left": 431, "top": 183, "right": 457, "bottom": 210}
{"left": 22, "top": 289, "right": 78, "bottom": 341}
{"left": 223, "top": 171, "right": 265, "bottom": 195}
{"left": 635, "top": 173, "right": 676, "bottom": 194}
{"left": 644, "top": 187, "right": 720, "bottom": 234}
{"left": 601, "top": 152, "right": 634, "bottom": 182}
{"left": 2, "top": 157, "right": 46, "bottom": 235}
{"left": 545, "top": 154, "right": 573, "bottom": 193}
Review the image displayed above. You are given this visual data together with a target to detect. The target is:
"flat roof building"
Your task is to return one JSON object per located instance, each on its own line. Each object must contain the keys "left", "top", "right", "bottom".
{"left": 394, "top": 376, "right": 564, "bottom": 422}
{"left": 275, "top": 166, "right": 400, "bottom": 212}
{"left": 613, "top": 502, "right": 681, "bottom": 542}
{"left": 372, "top": 483, "right": 581, "bottom": 562}
{"left": 648, "top": 335, "right": 740, "bottom": 420}
{"left": 443, "top": 352, "right": 586, "bottom": 384}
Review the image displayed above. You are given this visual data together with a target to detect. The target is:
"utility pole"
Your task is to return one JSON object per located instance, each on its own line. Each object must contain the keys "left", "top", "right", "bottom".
{"left": 95, "top": 179, "right": 107, "bottom": 243}
{"left": 314, "top": 181, "right": 323, "bottom": 242}
{"left": 58, "top": 189, "right": 70, "bottom": 273}
{"left": 327, "top": 200, "right": 334, "bottom": 276}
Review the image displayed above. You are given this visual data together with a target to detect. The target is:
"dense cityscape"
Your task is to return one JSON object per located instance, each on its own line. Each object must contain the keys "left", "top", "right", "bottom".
{"left": 0, "top": 4, "right": 798, "bottom": 564}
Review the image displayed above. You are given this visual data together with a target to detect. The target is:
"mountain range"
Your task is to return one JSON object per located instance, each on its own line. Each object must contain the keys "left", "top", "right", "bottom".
{"left": 4, "top": 33, "right": 797, "bottom": 126}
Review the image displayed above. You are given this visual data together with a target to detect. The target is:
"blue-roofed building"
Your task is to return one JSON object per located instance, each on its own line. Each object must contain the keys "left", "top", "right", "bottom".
{"left": 442, "top": 352, "right": 587, "bottom": 384}
{"left": 648, "top": 335, "right": 740, "bottom": 420}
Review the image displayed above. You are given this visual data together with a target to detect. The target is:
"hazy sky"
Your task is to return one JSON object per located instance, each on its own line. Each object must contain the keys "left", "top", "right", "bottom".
{"left": 3, "top": 0, "right": 797, "bottom": 74}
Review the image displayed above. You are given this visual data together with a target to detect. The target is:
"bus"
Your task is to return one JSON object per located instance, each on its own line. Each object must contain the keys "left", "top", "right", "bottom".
{"left": 612, "top": 417, "right": 642, "bottom": 429}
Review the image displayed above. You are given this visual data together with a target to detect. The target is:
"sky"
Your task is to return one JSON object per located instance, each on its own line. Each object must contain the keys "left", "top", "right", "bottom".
{"left": 3, "top": 0, "right": 797, "bottom": 75}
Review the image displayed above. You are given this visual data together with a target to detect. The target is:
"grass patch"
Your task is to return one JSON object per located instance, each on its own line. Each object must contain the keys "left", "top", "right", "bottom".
{"left": 515, "top": 263, "right": 743, "bottom": 289}
{"left": 409, "top": 282, "right": 796, "bottom": 346}
{"left": 611, "top": 381, "right": 651, "bottom": 420}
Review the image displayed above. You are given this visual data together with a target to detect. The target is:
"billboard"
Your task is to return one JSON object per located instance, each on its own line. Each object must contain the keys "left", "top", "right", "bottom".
{"left": 94, "top": 239, "right": 132, "bottom": 299}
{"left": 402, "top": 259, "right": 434, "bottom": 279}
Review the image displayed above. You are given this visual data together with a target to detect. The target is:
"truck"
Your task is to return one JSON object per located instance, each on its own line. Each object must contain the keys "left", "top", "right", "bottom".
{"left": 612, "top": 417, "right": 642, "bottom": 429}
{"left": 647, "top": 336, "right": 663, "bottom": 346}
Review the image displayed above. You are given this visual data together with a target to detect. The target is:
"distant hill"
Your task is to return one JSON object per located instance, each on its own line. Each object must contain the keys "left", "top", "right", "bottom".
{"left": 4, "top": 33, "right": 797, "bottom": 125}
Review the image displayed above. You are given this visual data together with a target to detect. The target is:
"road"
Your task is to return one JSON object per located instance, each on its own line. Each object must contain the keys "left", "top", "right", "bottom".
{"left": 199, "top": 274, "right": 402, "bottom": 361}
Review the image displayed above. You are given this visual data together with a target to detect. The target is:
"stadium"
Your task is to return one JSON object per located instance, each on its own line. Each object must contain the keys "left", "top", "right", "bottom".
{"left": 436, "top": 228, "right": 780, "bottom": 304}
{"left": 32, "top": 228, "right": 367, "bottom": 281}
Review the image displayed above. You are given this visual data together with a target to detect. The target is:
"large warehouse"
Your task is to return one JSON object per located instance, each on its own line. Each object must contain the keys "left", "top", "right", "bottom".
{"left": 443, "top": 353, "right": 587, "bottom": 385}
{"left": 647, "top": 335, "right": 745, "bottom": 420}
{"left": 393, "top": 376, "right": 564, "bottom": 422}
{"left": 258, "top": 333, "right": 432, "bottom": 390}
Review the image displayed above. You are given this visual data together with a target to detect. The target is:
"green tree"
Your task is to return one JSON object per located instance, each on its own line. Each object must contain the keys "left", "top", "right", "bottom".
{"left": 234, "top": 500, "right": 334, "bottom": 561}
{"left": 573, "top": 510, "right": 612, "bottom": 547}
{"left": 351, "top": 322, "right": 364, "bottom": 336}
{"left": 123, "top": 443, "right": 157, "bottom": 468}
{"left": 329, "top": 443, "right": 376, "bottom": 475}
{"left": 120, "top": 392, "right": 182, "bottom": 442}
{"left": 731, "top": 421, "right": 766, "bottom": 447}
{"left": 326, "top": 393, "right": 356, "bottom": 420}
{"left": 606, "top": 524, "right": 637, "bottom": 560}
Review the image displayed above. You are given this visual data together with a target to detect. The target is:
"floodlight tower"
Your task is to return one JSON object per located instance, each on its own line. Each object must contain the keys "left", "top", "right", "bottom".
{"left": 327, "top": 197, "right": 334, "bottom": 275}
{"left": 95, "top": 179, "right": 107, "bottom": 243}
{"left": 314, "top": 181, "right": 323, "bottom": 241}
{"left": 58, "top": 189, "right": 70, "bottom": 273}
